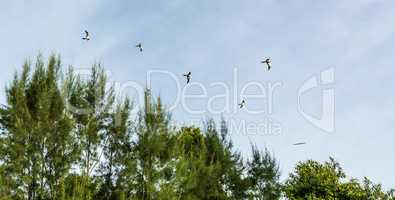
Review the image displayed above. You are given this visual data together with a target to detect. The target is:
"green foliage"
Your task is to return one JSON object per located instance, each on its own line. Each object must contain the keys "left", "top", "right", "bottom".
{"left": 0, "top": 55, "right": 78, "bottom": 199}
{"left": 1, "top": 54, "right": 393, "bottom": 200}
{"left": 95, "top": 99, "right": 132, "bottom": 200}
{"left": 65, "top": 64, "right": 115, "bottom": 178}
{"left": 284, "top": 157, "right": 395, "bottom": 200}
{"left": 246, "top": 145, "right": 281, "bottom": 200}
{"left": 126, "top": 90, "right": 175, "bottom": 200}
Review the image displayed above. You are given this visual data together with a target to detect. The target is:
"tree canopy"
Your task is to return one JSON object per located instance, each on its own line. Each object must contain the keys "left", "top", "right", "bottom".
{"left": 0, "top": 54, "right": 393, "bottom": 200}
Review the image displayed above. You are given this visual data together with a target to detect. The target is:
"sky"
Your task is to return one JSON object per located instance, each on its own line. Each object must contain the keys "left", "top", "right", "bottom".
{"left": 1, "top": 0, "right": 395, "bottom": 188}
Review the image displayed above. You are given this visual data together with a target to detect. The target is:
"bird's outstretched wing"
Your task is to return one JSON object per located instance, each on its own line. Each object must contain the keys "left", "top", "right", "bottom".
{"left": 293, "top": 142, "right": 306, "bottom": 146}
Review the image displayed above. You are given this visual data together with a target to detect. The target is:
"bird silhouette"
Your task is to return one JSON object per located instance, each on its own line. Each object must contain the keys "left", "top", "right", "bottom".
{"left": 82, "top": 30, "right": 90, "bottom": 40}
{"left": 261, "top": 57, "right": 272, "bottom": 71}
{"left": 238, "top": 100, "right": 246, "bottom": 108}
{"left": 183, "top": 72, "right": 191, "bottom": 84}
{"left": 136, "top": 43, "right": 143, "bottom": 52}
{"left": 293, "top": 142, "right": 306, "bottom": 146}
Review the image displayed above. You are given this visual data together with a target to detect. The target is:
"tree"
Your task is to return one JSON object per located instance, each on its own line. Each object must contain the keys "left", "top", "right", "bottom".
{"left": 284, "top": 158, "right": 348, "bottom": 199}
{"left": 128, "top": 89, "right": 175, "bottom": 200}
{"left": 2, "top": 54, "right": 394, "bottom": 200}
{"left": 219, "top": 119, "right": 249, "bottom": 199}
{"left": 96, "top": 99, "right": 132, "bottom": 200}
{"left": 0, "top": 55, "right": 78, "bottom": 199}
{"left": 201, "top": 119, "right": 237, "bottom": 199}
{"left": 172, "top": 126, "right": 210, "bottom": 200}
{"left": 168, "top": 119, "right": 250, "bottom": 200}
{"left": 65, "top": 64, "right": 115, "bottom": 178}
{"left": 284, "top": 158, "right": 395, "bottom": 200}
{"left": 246, "top": 145, "right": 281, "bottom": 200}
{"left": 64, "top": 64, "right": 117, "bottom": 200}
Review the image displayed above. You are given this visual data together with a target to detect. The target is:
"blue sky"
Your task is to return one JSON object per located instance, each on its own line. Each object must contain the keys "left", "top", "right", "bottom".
{"left": 1, "top": 0, "right": 395, "bottom": 188}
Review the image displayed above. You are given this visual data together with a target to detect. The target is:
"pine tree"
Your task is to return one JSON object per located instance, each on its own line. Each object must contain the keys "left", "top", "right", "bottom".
{"left": 0, "top": 55, "right": 78, "bottom": 199}
{"left": 96, "top": 99, "right": 132, "bottom": 200}
{"left": 246, "top": 145, "right": 281, "bottom": 200}
{"left": 2, "top": 54, "right": 394, "bottom": 200}
{"left": 202, "top": 119, "right": 248, "bottom": 199}
{"left": 219, "top": 119, "right": 249, "bottom": 199}
{"left": 128, "top": 89, "right": 174, "bottom": 200}
{"left": 64, "top": 64, "right": 115, "bottom": 199}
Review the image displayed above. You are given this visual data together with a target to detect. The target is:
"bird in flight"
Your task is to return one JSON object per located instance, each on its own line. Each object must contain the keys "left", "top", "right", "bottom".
{"left": 183, "top": 72, "right": 191, "bottom": 84}
{"left": 293, "top": 142, "right": 306, "bottom": 146}
{"left": 238, "top": 100, "right": 246, "bottom": 108}
{"left": 82, "top": 30, "right": 90, "bottom": 40}
{"left": 261, "top": 57, "right": 272, "bottom": 71}
{"left": 136, "top": 43, "right": 143, "bottom": 52}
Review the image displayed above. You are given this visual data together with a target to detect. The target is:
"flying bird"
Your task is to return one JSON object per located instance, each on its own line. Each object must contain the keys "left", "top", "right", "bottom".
{"left": 238, "top": 100, "right": 246, "bottom": 108}
{"left": 261, "top": 57, "right": 272, "bottom": 71}
{"left": 82, "top": 30, "right": 90, "bottom": 40}
{"left": 183, "top": 72, "right": 191, "bottom": 84}
{"left": 136, "top": 43, "right": 143, "bottom": 52}
{"left": 293, "top": 142, "right": 306, "bottom": 146}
